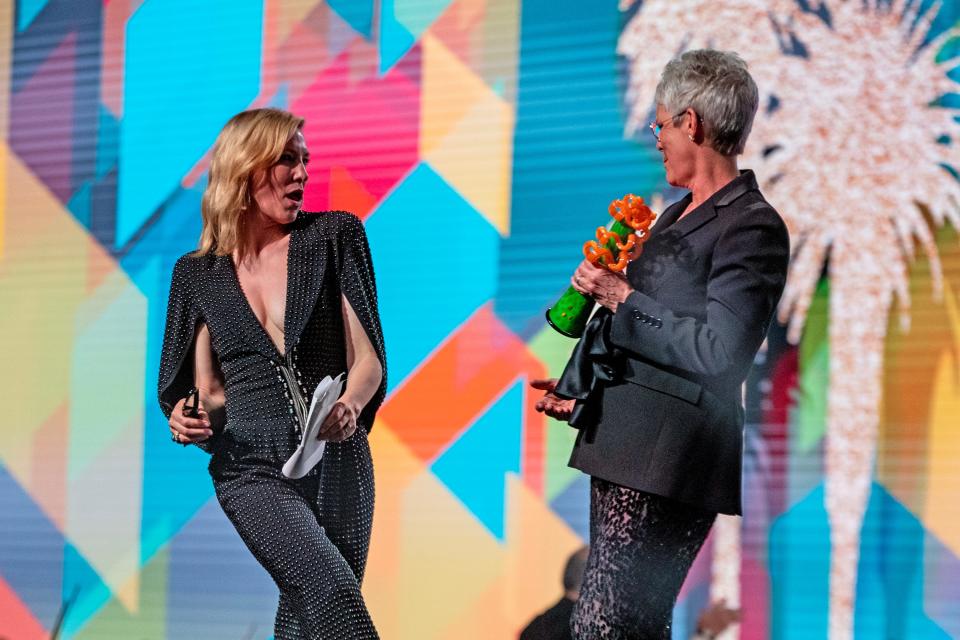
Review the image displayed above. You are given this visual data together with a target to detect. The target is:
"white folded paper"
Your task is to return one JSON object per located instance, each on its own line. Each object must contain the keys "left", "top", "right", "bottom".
{"left": 282, "top": 373, "right": 345, "bottom": 479}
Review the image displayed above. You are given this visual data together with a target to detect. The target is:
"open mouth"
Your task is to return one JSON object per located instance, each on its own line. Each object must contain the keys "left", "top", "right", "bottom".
{"left": 285, "top": 189, "right": 304, "bottom": 205}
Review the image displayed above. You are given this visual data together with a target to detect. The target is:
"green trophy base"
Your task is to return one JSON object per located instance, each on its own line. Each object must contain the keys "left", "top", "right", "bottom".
{"left": 545, "top": 208, "right": 651, "bottom": 338}
{"left": 546, "top": 285, "right": 594, "bottom": 338}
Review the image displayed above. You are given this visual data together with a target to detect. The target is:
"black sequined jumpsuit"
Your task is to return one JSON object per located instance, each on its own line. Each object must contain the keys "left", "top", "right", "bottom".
{"left": 158, "top": 211, "right": 386, "bottom": 639}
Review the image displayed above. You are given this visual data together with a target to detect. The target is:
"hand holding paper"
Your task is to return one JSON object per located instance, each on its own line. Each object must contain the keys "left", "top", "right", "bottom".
{"left": 317, "top": 397, "right": 359, "bottom": 441}
{"left": 282, "top": 373, "right": 345, "bottom": 479}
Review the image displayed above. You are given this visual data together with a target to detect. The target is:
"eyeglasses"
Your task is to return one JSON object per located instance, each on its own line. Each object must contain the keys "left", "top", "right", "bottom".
{"left": 648, "top": 110, "right": 694, "bottom": 141}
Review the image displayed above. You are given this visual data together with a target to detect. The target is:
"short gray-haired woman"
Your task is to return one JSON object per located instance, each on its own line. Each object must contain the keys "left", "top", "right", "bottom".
{"left": 532, "top": 49, "right": 790, "bottom": 638}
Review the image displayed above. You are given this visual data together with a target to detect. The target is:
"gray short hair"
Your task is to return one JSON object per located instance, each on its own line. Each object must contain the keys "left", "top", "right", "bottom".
{"left": 654, "top": 49, "right": 759, "bottom": 156}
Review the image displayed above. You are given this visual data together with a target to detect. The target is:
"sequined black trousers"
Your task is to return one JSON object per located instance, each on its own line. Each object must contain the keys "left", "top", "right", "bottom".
{"left": 571, "top": 478, "right": 715, "bottom": 640}
{"left": 210, "top": 429, "right": 378, "bottom": 640}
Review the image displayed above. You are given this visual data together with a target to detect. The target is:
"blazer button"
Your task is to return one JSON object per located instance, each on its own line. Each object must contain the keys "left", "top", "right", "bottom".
{"left": 632, "top": 310, "right": 642, "bottom": 320}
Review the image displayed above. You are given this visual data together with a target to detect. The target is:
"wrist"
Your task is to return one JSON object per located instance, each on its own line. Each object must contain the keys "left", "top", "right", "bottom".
{"left": 194, "top": 385, "right": 225, "bottom": 409}
{"left": 605, "top": 284, "right": 633, "bottom": 313}
{"left": 338, "top": 395, "right": 363, "bottom": 416}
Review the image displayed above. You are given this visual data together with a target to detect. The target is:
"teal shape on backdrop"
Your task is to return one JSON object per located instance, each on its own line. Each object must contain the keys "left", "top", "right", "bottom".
{"left": 365, "top": 162, "right": 499, "bottom": 393}
{"left": 378, "top": 0, "right": 416, "bottom": 74}
{"left": 769, "top": 483, "right": 954, "bottom": 639}
{"left": 17, "top": 0, "right": 51, "bottom": 31}
{"left": 118, "top": 0, "right": 262, "bottom": 249}
{"left": 329, "top": 0, "right": 375, "bottom": 39}
{"left": 431, "top": 380, "right": 524, "bottom": 541}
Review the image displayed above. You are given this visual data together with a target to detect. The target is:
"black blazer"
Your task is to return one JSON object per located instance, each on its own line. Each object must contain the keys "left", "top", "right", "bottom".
{"left": 556, "top": 171, "right": 789, "bottom": 515}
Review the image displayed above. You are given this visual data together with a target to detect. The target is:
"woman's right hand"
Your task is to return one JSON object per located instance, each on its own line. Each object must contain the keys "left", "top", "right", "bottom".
{"left": 169, "top": 396, "right": 213, "bottom": 444}
{"left": 530, "top": 378, "right": 575, "bottom": 422}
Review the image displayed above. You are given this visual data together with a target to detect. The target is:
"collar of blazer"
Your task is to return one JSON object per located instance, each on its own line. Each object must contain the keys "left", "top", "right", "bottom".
{"left": 214, "top": 212, "right": 328, "bottom": 364}
{"left": 627, "top": 170, "right": 761, "bottom": 296}
{"left": 652, "top": 170, "right": 760, "bottom": 240}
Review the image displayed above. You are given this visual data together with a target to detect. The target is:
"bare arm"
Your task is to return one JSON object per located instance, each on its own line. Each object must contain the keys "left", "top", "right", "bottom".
{"left": 167, "top": 322, "right": 224, "bottom": 444}
{"left": 340, "top": 294, "right": 383, "bottom": 413}
{"left": 193, "top": 323, "right": 225, "bottom": 411}
{"left": 192, "top": 322, "right": 226, "bottom": 430}
{"left": 318, "top": 294, "right": 384, "bottom": 440}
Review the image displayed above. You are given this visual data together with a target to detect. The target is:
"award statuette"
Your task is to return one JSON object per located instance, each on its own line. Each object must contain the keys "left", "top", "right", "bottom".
{"left": 545, "top": 194, "right": 656, "bottom": 337}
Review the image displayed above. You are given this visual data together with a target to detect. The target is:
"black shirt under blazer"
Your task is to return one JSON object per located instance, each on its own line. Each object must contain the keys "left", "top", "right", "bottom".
{"left": 557, "top": 171, "right": 790, "bottom": 515}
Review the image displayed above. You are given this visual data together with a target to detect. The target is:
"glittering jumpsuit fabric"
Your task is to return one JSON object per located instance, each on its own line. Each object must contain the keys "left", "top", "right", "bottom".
{"left": 571, "top": 479, "right": 715, "bottom": 640}
{"left": 158, "top": 211, "right": 386, "bottom": 639}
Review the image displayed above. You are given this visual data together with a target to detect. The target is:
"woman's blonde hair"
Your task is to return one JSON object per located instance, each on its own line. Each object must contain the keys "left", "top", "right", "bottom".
{"left": 196, "top": 108, "right": 305, "bottom": 260}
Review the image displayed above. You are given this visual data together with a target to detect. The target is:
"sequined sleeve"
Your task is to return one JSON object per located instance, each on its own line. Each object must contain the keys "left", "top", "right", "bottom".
{"left": 334, "top": 212, "right": 387, "bottom": 431}
{"left": 157, "top": 256, "right": 221, "bottom": 453}
{"left": 158, "top": 255, "right": 201, "bottom": 419}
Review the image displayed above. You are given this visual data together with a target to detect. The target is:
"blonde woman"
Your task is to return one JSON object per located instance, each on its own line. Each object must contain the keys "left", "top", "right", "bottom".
{"left": 158, "top": 108, "right": 385, "bottom": 639}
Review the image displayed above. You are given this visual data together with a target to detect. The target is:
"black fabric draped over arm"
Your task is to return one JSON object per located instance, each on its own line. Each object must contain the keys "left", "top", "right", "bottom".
{"left": 157, "top": 255, "right": 218, "bottom": 453}
{"left": 334, "top": 213, "right": 388, "bottom": 431}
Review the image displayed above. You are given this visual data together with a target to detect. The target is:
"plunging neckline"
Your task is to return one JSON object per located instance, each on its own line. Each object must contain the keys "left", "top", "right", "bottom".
{"left": 228, "top": 226, "right": 296, "bottom": 361}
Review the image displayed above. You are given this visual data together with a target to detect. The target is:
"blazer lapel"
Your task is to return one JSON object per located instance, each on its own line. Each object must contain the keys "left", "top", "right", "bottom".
{"left": 626, "top": 195, "right": 719, "bottom": 294}
{"left": 626, "top": 171, "right": 760, "bottom": 294}
{"left": 283, "top": 216, "right": 328, "bottom": 355}
{"left": 648, "top": 196, "right": 687, "bottom": 239}
{"left": 668, "top": 170, "right": 759, "bottom": 238}
{"left": 669, "top": 201, "right": 717, "bottom": 238}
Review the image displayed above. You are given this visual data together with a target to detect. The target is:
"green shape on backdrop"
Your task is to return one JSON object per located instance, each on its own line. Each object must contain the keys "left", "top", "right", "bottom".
{"left": 74, "top": 546, "right": 169, "bottom": 639}
{"left": 795, "top": 279, "right": 830, "bottom": 451}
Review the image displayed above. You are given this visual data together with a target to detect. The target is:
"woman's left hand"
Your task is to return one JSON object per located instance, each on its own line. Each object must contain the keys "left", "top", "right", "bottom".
{"left": 318, "top": 400, "right": 359, "bottom": 442}
{"left": 571, "top": 259, "right": 633, "bottom": 312}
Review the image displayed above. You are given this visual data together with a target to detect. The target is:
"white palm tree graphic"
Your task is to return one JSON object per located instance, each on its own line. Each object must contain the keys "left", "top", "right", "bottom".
{"left": 619, "top": 1, "right": 960, "bottom": 638}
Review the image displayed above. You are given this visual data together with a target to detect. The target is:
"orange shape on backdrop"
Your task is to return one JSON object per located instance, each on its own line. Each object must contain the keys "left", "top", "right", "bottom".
{"left": 437, "top": 477, "right": 584, "bottom": 638}
{"left": 85, "top": 237, "right": 117, "bottom": 296}
{"left": 364, "top": 418, "right": 427, "bottom": 630}
{"left": 0, "top": 575, "right": 47, "bottom": 640}
{"left": 380, "top": 304, "right": 547, "bottom": 494}
{"left": 329, "top": 165, "right": 379, "bottom": 220}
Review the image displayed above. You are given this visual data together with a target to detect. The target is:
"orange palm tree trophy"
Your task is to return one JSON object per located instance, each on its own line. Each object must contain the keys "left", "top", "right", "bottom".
{"left": 546, "top": 194, "right": 656, "bottom": 337}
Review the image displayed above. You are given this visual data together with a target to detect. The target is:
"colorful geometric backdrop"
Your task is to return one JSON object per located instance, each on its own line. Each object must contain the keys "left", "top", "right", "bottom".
{"left": 0, "top": 1, "right": 958, "bottom": 639}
